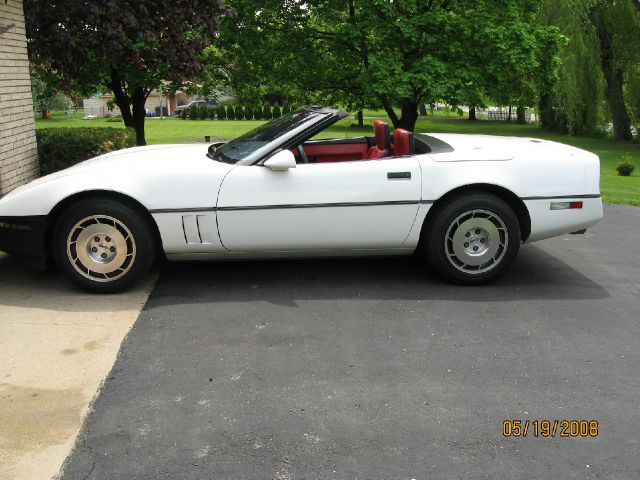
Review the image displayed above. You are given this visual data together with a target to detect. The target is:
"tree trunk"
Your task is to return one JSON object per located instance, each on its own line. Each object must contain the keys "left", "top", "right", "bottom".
{"left": 507, "top": 105, "right": 512, "bottom": 122}
{"left": 107, "top": 69, "right": 148, "bottom": 146}
{"left": 602, "top": 67, "right": 632, "bottom": 141}
{"left": 516, "top": 105, "right": 526, "bottom": 124}
{"left": 131, "top": 87, "right": 148, "bottom": 146}
{"left": 468, "top": 106, "right": 477, "bottom": 121}
{"left": 380, "top": 97, "right": 400, "bottom": 128}
{"left": 593, "top": 7, "right": 633, "bottom": 141}
{"left": 397, "top": 102, "right": 419, "bottom": 131}
{"left": 357, "top": 110, "right": 364, "bottom": 128}
{"left": 380, "top": 98, "right": 419, "bottom": 131}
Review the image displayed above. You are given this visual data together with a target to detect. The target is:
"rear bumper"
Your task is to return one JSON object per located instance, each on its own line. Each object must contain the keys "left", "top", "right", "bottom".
{"left": 0, "top": 216, "right": 47, "bottom": 269}
{"left": 524, "top": 196, "right": 603, "bottom": 243}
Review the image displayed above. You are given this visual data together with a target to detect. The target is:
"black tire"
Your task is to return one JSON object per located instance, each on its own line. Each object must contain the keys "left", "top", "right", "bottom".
{"left": 53, "top": 197, "right": 156, "bottom": 293}
{"left": 423, "top": 192, "right": 520, "bottom": 285}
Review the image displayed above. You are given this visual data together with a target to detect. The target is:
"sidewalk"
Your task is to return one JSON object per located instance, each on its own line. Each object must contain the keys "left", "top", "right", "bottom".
{"left": 0, "top": 253, "right": 154, "bottom": 480}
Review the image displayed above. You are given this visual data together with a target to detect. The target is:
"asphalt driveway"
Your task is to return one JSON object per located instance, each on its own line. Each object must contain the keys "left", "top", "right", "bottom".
{"left": 61, "top": 205, "right": 640, "bottom": 479}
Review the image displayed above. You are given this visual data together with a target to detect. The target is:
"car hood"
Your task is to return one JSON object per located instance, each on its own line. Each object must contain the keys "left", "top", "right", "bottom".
{"left": 423, "top": 133, "right": 589, "bottom": 162}
{"left": 2, "top": 144, "right": 219, "bottom": 199}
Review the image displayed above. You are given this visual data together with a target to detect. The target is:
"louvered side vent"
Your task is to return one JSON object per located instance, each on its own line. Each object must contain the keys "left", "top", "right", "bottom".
{"left": 182, "top": 215, "right": 216, "bottom": 245}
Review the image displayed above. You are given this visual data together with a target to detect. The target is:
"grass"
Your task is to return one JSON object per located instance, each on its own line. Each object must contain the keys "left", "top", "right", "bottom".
{"left": 36, "top": 111, "right": 640, "bottom": 206}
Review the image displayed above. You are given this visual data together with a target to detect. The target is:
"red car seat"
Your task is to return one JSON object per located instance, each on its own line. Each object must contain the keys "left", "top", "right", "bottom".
{"left": 365, "top": 120, "right": 390, "bottom": 159}
{"left": 391, "top": 128, "right": 415, "bottom": 156}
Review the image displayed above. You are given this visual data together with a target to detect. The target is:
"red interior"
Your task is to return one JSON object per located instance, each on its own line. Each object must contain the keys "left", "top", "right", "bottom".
{"left": 391, "top": 128, "right": 414, "bottom": 156}
{"left": 291, "top": 120, "right": 398, "bottom": 163}
{"left": 305, "top": 142, "right": 369, "bottom": 163}
{"left": 365, "top": 120, "right": 389, "bottom": 159}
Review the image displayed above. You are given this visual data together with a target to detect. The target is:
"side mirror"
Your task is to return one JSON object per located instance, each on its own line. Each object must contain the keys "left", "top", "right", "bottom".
{"left": 264, "top": 150, "right": 297, "bottom": 171}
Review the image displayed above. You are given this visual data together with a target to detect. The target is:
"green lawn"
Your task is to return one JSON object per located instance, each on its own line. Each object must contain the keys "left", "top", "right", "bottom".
{"left": 36, "top": 111, "right": 640, "bottom": 206}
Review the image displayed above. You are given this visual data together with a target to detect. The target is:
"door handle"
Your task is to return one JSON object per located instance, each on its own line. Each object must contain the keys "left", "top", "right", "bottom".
{"left": 387, "top": 172, "right": 411, "bottom": 180}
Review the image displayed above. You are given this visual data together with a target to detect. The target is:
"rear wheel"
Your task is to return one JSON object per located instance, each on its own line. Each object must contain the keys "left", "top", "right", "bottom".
{"left": 423, "top": 192, "right": 520, "bottom": 284}
{"left": 53, "top": 198, "right": 156, "bottom": 293}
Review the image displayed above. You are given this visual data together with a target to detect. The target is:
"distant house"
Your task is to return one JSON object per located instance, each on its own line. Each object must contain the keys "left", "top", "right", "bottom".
{"left": 82, "top": 90, "right": 183, "bottom": 118}
{"left": 82, "top": 89, "right": 234, "bottom": 118}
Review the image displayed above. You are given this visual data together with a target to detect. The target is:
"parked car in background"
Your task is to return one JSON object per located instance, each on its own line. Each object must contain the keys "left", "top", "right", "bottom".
{"left": 175, "top": 99, "right": 219, "bottom": 116}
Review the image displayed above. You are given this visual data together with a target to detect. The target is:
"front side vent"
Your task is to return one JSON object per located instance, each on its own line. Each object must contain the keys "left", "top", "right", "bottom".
{"left": 182, "top": 214, "right": 216, "bottom": 244}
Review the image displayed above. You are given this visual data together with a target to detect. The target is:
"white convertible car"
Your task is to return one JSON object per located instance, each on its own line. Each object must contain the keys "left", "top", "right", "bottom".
{"left": 0, "top": 106, "right": 602, "bottom": 293}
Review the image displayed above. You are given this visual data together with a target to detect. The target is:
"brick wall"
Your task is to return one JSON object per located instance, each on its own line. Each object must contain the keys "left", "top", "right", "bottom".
{"left": 0, "top": 0, "right": 38, "bottom": 196}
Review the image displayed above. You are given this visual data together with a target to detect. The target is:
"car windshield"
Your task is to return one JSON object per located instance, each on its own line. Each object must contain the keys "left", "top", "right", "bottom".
{"left": 211, "top": 108, "right": 328, "bottom": 164}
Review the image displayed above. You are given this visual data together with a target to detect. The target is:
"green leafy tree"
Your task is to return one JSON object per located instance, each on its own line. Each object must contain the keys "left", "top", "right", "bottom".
{"left": 25, "top": 0, "right": 228, "bottom": 145}
{"left": 218, "top": 0, "right": 562, "bottom": 131}
{"left": 589, "top": 0, "right": 640, "bottom": 140}
{"left": 272, "top": 104, "right": 282, "bottom": 118}
{"left": 30, "top": 66, "right": 73, "bottom": 118}
{"left": 538, "top": 0, "right": 640, "bottom": 139}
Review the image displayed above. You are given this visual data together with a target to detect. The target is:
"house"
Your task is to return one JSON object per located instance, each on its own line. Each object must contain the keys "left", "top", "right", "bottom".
{"left": 82, "top": 89, "right": 234, "bottom": 118}
{"left": 82, "top": 90, "right": 185, "bottom": 118}
{"left": 0, "top": 0, "right": 39, "bottom": 195}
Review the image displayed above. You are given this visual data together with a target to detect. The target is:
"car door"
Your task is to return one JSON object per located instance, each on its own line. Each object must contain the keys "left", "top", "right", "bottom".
{"left": 216, "top": 157, "right": 422, "bottom": 252}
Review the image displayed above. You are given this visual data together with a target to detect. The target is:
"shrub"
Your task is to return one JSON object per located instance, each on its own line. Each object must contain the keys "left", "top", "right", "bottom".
{"left": 235, "top": 105, "right": 244, "bottom": 120}
{"left": 188, "top": 106, "right": 198, "bottom": 120}
{"left": 217, "top": 104, "right": 227, "bottom": 120}
{"left": 253, "top": 104, "right": 262, "bottom": 120}
{"left": 616, "top": 160, "right": 635, "bottom": 176}
{"left": 36, "top": 127, "right": 136, "bottom": 175}
{"left": 198, "top": 103, "right": 208, "bottom": 120}
{"left": 263, "top": 103, "right": 272, "bottom": 120}
{"left": 272, "top": 104, "right": 282, "bottom": 118}
{"left": 227, "top": 104, "right": 236, "bottom": 120}
{"left": 282, "top": 103, "right": 291, "bottom": 115}
{"left": 208, "top": 106, "right": 216, "bottom": 119}
{"left": 244, "top": 105, "right": 253, "bottom": 120}
{"left": 180, "top": 108, "right": 188, "bottom": 120}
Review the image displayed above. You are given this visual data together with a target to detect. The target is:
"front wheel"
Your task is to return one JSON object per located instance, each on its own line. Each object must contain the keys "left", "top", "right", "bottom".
{"left": 423, "top": 192, "right": 520, "bottom": 284}
{"left": 53, "top": 198, "right": 156, "bottom": 293}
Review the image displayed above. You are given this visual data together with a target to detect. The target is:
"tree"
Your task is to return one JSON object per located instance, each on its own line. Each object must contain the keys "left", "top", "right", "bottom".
{"left": 30, "top": 66, "right": 73, "bottom": 118}
{"left": 590, "top": 0, "right": 640, "bottom": 140}
{"left": 217, "top": 0, "right": 562, "bottom": 132}
{"left": 24, "top": 0, "right": 229, "bottom": 145}
{"left": 538, "top": 0, "right": 640, "bottom": 139}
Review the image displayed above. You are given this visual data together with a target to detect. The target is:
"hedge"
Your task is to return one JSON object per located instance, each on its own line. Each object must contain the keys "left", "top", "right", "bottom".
{"left": 36, "top": 127, "right": 136, "bottom": 175}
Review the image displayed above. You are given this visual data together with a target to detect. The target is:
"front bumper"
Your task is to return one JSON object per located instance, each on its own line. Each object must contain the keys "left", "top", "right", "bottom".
{"left": 0, "top": 216, "right": 47, "bottom": 269}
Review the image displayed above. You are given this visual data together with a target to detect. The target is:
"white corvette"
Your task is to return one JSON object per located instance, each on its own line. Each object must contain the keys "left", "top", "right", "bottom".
{"left": 0, "top": 106, "right": 602, "bottom": 293}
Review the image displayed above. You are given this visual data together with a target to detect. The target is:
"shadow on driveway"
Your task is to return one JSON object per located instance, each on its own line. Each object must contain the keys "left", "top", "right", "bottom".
{"left": 153, "top": 243, "right": 609, "bottom": 307}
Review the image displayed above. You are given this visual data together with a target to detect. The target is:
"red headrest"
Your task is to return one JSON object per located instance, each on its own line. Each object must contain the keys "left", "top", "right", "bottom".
{"left": 373, "top": 120, "right": 390, "bottom": 150}
{"left": 392, "top": 128, "right": 415, "bottom": 156}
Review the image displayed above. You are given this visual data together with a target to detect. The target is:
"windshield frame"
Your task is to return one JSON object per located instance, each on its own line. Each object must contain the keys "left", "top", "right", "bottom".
{"left": 209, "top": 106, "right": 347, "bottom": 166}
